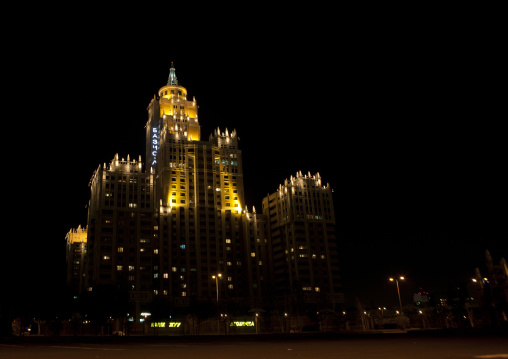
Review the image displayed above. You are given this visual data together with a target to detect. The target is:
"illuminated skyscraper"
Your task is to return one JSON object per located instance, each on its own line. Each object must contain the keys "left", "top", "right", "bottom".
{"left": 79, "top": 63, "right": 343, "bottom": 322}
{"left": 263, "top": 172, "right": 343, "bottom": 310}
{"left": 65, "top": 225, "right": 87, "bottom": 295}
{"left": 86, "top": 154, "right": 156, "bottom": 316}
{"left": 146, "top": 62, "right": 249, "bottom": 312}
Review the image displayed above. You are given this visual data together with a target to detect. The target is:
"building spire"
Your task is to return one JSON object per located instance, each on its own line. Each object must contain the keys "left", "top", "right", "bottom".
{"left": 167, "top": 61, "right": 179, "bottom": 86}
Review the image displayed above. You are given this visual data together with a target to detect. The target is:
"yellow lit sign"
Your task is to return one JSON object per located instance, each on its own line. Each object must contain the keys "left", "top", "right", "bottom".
{"left": 230, "top": 321, "right": 254, "bottom": 327}
{"left": 151, "top": 322, "right": 181, "bottom": 328}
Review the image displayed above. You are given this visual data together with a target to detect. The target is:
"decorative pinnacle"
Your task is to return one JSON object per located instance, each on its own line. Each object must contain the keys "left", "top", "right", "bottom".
{"left": 167, "top": 61, "right": 179, "bottom": 86}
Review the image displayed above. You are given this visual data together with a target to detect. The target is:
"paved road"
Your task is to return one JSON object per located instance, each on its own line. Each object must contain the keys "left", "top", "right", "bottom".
{"left": 1, "top": 335, "right": 507, "bottom": 359}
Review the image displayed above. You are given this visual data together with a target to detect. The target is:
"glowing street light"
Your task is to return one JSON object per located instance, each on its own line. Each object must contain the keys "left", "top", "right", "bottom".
{"left": 212, "top": 273, "right": 222, "bottom": 333}
{"left": 389, "top": 276, "right": 405, "bottom": 315}
{"left": 212, "top": 273, "right": 222, "bottom": 303}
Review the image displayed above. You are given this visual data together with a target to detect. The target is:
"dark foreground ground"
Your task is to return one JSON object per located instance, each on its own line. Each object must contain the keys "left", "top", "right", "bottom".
{"left": 1, "top": 332, "right": 508, "bottom": 359}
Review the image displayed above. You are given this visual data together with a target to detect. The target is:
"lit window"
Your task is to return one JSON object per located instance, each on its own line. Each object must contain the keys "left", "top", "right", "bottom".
{"left": 163, "top": 273, "right": 168, "bottom": 278}
{"left": 181, "top": 291, "right": 186, "bottom": 297}
{"left": 129, "top": 266, "right": 135, "bottom": 271}
{"left": 118, "top": 247, "right": 124, "bottom": 253}
{"left": 103, "top": 256, "right": 110, "bottom": 260}
{"left": 251, "top": 252, "right": 256, "bottom": 257}
{"left": 117, "top": 265, "right": 123, "bottom": 271}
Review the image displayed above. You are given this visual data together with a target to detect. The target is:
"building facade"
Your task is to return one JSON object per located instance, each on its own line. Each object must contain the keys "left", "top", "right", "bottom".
{"left": 86, "top": 154, "right": 156, "bottom": 316}
{"left": 72, "top": 64, "right": 343, "bottom": 322}
{"left": 262, "top": 171, "right": 343, "bottom": 312}
{"left": 65, "top": 225, "right": 87, "bottom": 295}
{"left": 472, "top": 250, "right": 508, "bottom": 326}
{"left": 146, "top": 64, "right": 249, "bottom": 312}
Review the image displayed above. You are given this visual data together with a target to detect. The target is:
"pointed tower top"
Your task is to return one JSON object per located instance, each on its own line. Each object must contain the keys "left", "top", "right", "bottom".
{"left": 486, "top": 249, "right": 494, "bottom": 272}
{"left": 167, "top": 62, "right": 179, "bottom": 86}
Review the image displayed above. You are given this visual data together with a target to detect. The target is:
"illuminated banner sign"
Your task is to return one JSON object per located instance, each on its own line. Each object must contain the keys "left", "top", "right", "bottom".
{"left": 230, "top": 321, "right": 254, "bottom": 327}
{"left": 151, "top": 126, "right": 159, "bottom": 166}
{"left": 151, "top": 322, "right": 181, "bottom": 328}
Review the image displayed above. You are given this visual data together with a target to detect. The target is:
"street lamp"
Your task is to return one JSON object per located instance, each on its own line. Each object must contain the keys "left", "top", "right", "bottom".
{"left": 212, "top": 273, "right": 222, "bottom": 334}
{"left": 389, "top": 276, "right": 405, "bottom": 315}
{"left": 212, "top": 273, "right": 222, "bottom": 303}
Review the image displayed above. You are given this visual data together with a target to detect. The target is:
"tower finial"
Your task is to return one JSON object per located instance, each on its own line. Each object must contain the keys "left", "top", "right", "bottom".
{"left": 167, "top": 61, "right": 179, "bottom": 85}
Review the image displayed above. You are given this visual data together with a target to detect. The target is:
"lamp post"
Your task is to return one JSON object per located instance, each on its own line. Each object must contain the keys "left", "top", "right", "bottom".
{"left": 212, "top": 273, "right": 222, "bottom": 334}
{"left": 389, "top": 276, "right": 405, "bottom": 315}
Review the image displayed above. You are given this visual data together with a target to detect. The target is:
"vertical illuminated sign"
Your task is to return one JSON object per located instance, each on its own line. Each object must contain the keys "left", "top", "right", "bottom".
{"left": 151, "top": 126, "right": 159, "bottom": 167}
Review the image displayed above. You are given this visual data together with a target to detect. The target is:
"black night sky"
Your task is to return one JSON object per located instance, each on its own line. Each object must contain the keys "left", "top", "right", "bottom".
{"left": 2, "top": 6, "right": 505, "bottom": 317}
